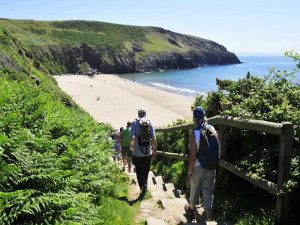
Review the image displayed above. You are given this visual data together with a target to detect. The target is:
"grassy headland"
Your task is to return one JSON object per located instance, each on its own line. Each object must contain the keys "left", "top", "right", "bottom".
{"left": 0, "top": 18, "right": 240, "bottom": 75}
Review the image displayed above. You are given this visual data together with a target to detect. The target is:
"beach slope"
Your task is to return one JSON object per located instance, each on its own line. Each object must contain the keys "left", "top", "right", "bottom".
{"left": 54, "top": 75, "right": 194, "bottom": 128}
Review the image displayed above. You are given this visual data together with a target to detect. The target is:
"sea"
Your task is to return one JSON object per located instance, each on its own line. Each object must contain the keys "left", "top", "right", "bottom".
{"left": 118, "top": 55, "right": 299, "bottom": 97}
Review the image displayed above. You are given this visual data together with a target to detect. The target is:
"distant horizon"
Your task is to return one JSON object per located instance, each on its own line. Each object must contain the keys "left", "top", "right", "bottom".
{"left": 1, "top": 0, "right": 299, "bottom": 54}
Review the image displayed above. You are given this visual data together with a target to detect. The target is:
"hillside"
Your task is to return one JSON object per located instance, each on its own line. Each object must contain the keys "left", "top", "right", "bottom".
{"left": 0, "top": 19, "right": 137, "bottom": 224}
{"left": 0, "top": 18, "right": 240, "bottom": 74}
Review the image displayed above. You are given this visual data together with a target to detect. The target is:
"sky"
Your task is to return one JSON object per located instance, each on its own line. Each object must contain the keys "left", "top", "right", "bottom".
{"left": 1, "top": 0, "right": 299, "bottom": 54}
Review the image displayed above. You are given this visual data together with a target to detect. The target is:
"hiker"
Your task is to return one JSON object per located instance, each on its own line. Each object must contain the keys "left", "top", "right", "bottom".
{"left": 121, "top": 122, "right": 132, "bottom": 172}
{"left": 185, "top": 106, "right": 219, "bottom": 221}
{"left": 112, "top": 129, "right": 121, "bottom": 162}
{"left": 129, "top": 109, "right": 157, "bottom": 192}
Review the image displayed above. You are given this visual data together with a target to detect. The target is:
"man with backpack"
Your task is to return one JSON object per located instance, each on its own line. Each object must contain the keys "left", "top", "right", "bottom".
{"left": 185, "top": 106, "right": 220, "bottom": 221}
{"left": 121, "top": 121, "right": 132, "bottom": 173}
{"left": 129, "top": 109, "right": 157, "bottom": 192}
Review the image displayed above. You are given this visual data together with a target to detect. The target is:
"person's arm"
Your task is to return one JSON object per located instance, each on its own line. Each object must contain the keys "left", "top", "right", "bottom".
{"left": 129, "top": 138, "right": 134, "bottom": 151}
{"left": 151, "top": 137, "right": 157, "bottom": 158}
{"left": 129, "top": 122, "right": 135, "bottom": 151}
{"left": 151, "top": 137, "right": 157, "bottom": 151}
{"left": 188, "top": 132, "right": 197, "bottom": 174}
{"left": 150, "top": 122, "right": 157, "bottom": 157}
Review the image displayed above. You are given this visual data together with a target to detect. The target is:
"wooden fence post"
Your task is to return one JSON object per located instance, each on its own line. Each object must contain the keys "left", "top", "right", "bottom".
{"left": 184, "top": 130, "right": 190, "bottom": 167}
{"left": 184, "top": 130, "right": 190, "bottom": 155}
{"left": 276, "top": 122, "right": 293, "bottom": 225}
{"left": 219, "top": 125, "right": 227, "bottom": 160}
{"left": 163, "top": 132, "right": 167, "bottom": 153}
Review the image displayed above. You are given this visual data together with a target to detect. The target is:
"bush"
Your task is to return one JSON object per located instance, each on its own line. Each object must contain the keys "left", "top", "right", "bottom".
{"left": 155, "top": 53, "right": 300, "bottom": 224}
{"left": 193, "top": 52, "right": 300, "bottom": 224}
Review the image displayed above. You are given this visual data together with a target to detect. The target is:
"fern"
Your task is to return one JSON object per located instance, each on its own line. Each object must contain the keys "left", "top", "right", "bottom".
{"left": 0, "top": 76, "right": 123, "bottom": 224}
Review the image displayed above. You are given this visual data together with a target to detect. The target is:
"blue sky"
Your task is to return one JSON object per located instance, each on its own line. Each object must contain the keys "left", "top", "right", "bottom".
{"left": 1, "top": 0, "right": 299, "bottom": 54}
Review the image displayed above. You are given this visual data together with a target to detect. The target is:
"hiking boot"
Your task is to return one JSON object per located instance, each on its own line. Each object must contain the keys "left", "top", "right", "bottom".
{"left": 141, "top": 185, "right": 147, "bottom": 192}
{"left": 184, "top": 204, "right": 195, "bottom": 220}
{"left": 138, "top": 185, "right": 147, "bottom": 200}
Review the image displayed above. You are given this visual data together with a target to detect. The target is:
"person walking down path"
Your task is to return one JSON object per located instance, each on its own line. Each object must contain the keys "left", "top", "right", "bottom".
{"left": 129, "top": 109, "right": 157, "bottom": 192}
{"left": 112, "top": 129, "right": 122, "bottom": 162}
{"left": 121, "top": 122, "right": 132, "bottom": 172}
{"left": 185, "top": 106, "right": 219, "bottom": 221}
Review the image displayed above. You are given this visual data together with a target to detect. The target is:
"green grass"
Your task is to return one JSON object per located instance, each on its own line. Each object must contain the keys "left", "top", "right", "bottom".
{"left": 98, "top": 197, "right": 138, "bottom": 225}
{"left": 135, "top": 33, "right": 186, "bottom": 60}
{"left": 0, "top": 18, "right": 193, "bottom": 74}
{"left": 0, "top": 19, "right": 147, "bottom": 50}
{"left": 143, "top": 33, "right": 184, "bottom": 53}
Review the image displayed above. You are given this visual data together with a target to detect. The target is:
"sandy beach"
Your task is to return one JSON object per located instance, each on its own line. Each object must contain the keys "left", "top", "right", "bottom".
{"left": 54, "top": 75, "right": 195, "bottom": 128}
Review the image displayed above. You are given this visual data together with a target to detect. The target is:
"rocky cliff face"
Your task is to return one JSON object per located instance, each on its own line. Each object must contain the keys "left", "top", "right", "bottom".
{"left": 34, "top": 34, "right": 240, "bottom": 75}
{"left": 0, "top": 19, "right": 240, "bottom": 75}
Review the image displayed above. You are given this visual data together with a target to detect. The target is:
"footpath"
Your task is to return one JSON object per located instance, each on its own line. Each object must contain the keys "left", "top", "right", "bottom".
{"left": 119, "top": 163, "right": 231, "bottom": 225}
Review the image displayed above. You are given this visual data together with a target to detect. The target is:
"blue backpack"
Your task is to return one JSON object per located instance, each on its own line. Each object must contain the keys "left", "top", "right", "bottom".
{"left": 196, "top": 125, "right": 220, "bottom": 170}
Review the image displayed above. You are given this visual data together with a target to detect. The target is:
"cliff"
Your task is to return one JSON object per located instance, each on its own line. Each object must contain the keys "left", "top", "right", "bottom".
{"left": 0, "top": 19, "right": 240, "bottom": 75}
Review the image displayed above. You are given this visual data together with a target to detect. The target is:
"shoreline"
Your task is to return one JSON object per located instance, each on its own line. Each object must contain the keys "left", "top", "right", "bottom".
{"left": 116, "top": 72, "right": 208, "bottom": 97}
{"left": 54, "top": 74, "right": 195, "bottom": 128}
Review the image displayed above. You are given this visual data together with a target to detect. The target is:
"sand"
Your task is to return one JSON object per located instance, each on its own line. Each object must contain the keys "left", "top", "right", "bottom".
{"left": 54, "top": 74, "right": 195, "bottom": 129}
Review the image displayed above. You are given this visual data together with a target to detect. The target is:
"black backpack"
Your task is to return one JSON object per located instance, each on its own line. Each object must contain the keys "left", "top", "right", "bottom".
{"left": 136, "top": 119, "right": 151, "bottom": 154}
{"left": 196, "top": 125, "right": 220, "bottom": 170}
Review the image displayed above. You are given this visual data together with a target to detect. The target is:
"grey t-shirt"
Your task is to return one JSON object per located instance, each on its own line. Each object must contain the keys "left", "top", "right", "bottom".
{"left": 129, "top": 118, "right": 155, "bottom": 157}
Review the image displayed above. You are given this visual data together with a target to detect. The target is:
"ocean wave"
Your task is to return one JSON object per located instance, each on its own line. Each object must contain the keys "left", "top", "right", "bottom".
{"left": 150, "top": 82, "right": 206, "bottom": 96}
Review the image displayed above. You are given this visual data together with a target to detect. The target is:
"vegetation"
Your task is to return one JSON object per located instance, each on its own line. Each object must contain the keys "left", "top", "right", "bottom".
{"left": 193, "top": 51, "right": 300, "bottom": 189}
{"left": 1, "top": 15, "right": 298, "bottom": 224}
{"left": 0, "top": 19, "right": 146, "bottom": 49}
{"left": 153, "top": 53, "right": 300, "bottom": 224}
{"left": 152, "top": 119, "right": 189, "bottom": 189}
{"left": 51, "top": 20, "right": 147, "bottom": 49}
{"left": 142, "top": 33, "right": 183, "bottom": 53}
{"left": 0, "top": 21, "right": 137, "bottom": 224}
{"left": 0, "top": 18, "right": 192, "bottom": 75}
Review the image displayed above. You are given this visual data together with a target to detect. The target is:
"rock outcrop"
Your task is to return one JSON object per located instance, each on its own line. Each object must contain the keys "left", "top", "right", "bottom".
{"left": 34, "top": 39, "right": 240, "bottom": 75}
